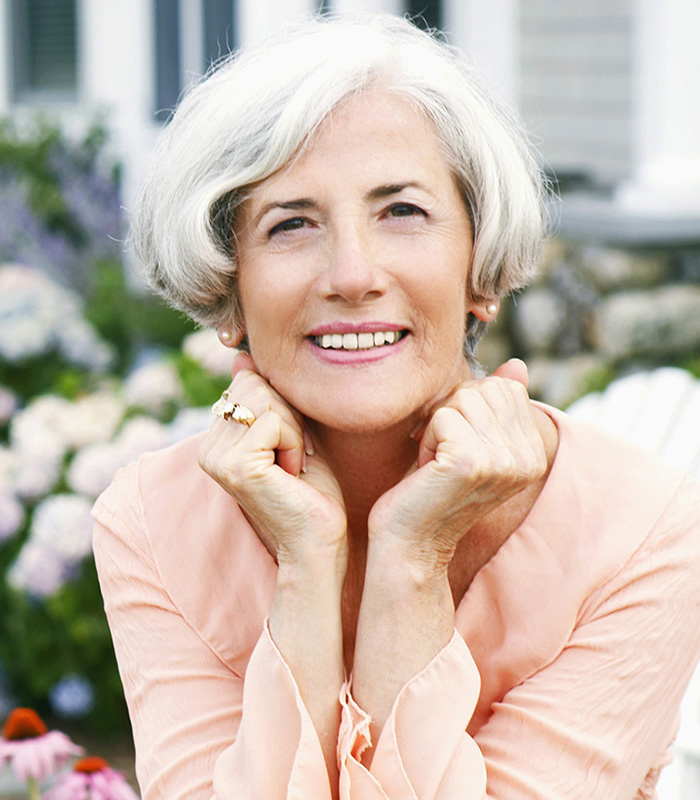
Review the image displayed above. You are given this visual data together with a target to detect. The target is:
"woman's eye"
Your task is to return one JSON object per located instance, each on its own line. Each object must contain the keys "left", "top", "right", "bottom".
{"left": 269, "top": 217, "right": 307, "bottom": 237}
{"left": 387, "top": 203, "right": 425, "bottom": 218}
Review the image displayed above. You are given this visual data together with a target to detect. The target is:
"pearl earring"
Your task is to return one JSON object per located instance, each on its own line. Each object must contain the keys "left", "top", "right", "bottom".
{"left": 486, "top": 303, "right": 498, "bottom": 316}
{"left": 220, "top": 330, "right": 232, "bottom": 342}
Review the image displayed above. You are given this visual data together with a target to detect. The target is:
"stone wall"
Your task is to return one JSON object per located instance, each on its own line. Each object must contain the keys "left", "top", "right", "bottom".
{"left": 479, "top": 239, "right": 700, "bottom": 408}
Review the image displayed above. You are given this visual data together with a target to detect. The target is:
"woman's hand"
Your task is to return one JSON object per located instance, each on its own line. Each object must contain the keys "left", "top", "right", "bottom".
{"left": 198, "top": 353, "right": 347, "bottom": 569}
{"left": 367, "top": 359, "right": 548, "bottom": 571}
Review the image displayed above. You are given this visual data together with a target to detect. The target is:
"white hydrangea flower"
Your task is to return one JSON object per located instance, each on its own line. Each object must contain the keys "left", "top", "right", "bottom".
{"left": 182, "top": 329, "right": 236, "bottom": 376}
{"left": 0, "top": 490, "right": 24, "bottom": 542}
{"left": 0, "top": 265, "right": 59, "bottom": 360}
{"left": 0, "top": 263, "right": 113, "bottom": 369}
{"left": 31, "top": 493, "right": 94, "bottom": 564}
{"left": 168, "top": 407, "right": 213, "bottom": 443}
{"left": 0, "top": 445, "right": 15, "bottom": 492}
{"left": 61, "top": 391, "right": 126, "bottom": 450}
{"left": 9, "top": 396, "right": 70, "bottom": 498}
{"left": 67, "top": 442, "right": 123, "bottom": 498}
{"left": 0, "top": 385, "right": 18, "bottom": 424}
{"left": 9, "top": 391, "right": 124, "bottom": 466}
{"left": 11, "top": 436, "right": 65, "bottom": 500}
{"left": 115, "top": 416, "right": 171, "bottom": 463}
{"left": 55, "top": 316, "right": 115, "bottom": 371}
{"left": 7, "top": 540, "right": 69, "bottom": 598}
{"left": 124, "top": 359, "right": 183, "bottom": 415}
{"left": 10, "top": 394, "right": 73, "bottom": 453}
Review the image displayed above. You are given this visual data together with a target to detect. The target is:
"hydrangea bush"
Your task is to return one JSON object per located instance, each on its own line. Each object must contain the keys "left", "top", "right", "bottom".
{"left": 0, "top": 120, "right": 233, "bottom": 740}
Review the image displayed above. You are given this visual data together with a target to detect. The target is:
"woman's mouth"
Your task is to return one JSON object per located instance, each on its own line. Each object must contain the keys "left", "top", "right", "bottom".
{"left": 309, "top": 330, "right": 408, "bottom": 351}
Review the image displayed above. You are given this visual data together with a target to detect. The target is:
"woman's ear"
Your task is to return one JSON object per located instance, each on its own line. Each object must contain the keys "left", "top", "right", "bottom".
{"left": 470, "top": 300, "right": 500, "bottom": 323}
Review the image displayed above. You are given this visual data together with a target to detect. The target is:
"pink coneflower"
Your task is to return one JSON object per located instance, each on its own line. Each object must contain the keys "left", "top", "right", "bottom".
{"left": 45, "top": 755, "right": 140, "bottom": 800}
{"left": 0, "top": 707, "right": 83, "bottom": 783}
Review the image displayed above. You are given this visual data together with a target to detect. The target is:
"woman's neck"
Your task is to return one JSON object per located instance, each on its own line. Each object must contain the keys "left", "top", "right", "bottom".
{"left": 309, "top": 417, "right": 419, "bottom": 540}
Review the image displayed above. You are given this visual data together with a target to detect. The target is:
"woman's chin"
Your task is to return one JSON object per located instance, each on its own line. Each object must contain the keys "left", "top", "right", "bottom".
{"left": 300, "top": 398, "right": 421, "bottom": 438}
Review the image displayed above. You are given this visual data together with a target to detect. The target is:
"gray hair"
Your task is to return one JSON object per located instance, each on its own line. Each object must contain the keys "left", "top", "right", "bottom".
{"left": 132, "top": 14, "right": 548, "bottom": 361}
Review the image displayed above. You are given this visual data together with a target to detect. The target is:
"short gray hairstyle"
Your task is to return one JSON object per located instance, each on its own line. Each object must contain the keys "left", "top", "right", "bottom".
{"left": 132, "top": 14, "right": 548, "bottom": 359}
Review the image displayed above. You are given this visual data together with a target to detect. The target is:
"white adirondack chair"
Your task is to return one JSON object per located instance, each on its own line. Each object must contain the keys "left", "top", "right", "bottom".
{"left": 567, "top": 367, "right": 700, "bottom": 800}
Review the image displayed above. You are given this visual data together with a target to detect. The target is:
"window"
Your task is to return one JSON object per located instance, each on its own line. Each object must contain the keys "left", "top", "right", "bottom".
{"left": 154, "top": 0, "right": 181, "bottom": 121}
{"left": 154, "top": 0, "right": 235, "bottom": 122}
{"left": 406, "top": 0, "right": 442, "bottom": 31}
{"left": 203, "top": 0, "right": 235, "bottom": 65}
{"left": 11, "top": 0, "right": 78, "bottom": 101}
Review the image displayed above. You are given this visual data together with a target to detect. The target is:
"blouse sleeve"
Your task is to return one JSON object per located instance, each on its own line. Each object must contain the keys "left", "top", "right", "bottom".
{"left": 473, "top": 474, "right": 700, "bottom": 799}
{"left": 92, "top": 463, "right": 332, "bottom": 800}
{"left": 338, "top": 633, "right": 487, "bottom": 799}
{"left": 335, "top": 475, "right": 700, "bottom": 800}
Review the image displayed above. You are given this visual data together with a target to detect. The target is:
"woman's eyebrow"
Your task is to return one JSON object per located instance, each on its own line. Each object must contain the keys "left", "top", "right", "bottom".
{"left": 254, "top": 198, "right": 315, "bottom": 226}
{"left": 365, "top": 182, "right": 423, "bottom": 200}
{"left": 253, "top": 183, "right": 428, "bottom": 226}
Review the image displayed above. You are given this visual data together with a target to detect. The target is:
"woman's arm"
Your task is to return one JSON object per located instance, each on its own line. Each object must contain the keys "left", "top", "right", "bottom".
{"left": 198, "top": 366, "right": 349, "bottom": 796}
{"left": 353, "top": 372, "right": 547, "bottom": 744}
{"left": 93, "top": 454, "right": 345, "bottom": 800}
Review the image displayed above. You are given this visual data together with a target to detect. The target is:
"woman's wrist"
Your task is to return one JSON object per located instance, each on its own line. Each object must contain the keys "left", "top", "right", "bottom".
{"left": 366, "top": 527, "right": 455, "bottom": 587}
{"left": 364, "top": 535, "right": 454, "bottom": 615}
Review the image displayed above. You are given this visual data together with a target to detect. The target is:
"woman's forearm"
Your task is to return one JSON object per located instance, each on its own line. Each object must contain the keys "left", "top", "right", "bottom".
{"left": 268, "top": 552, "right": 346, "bottom": 796}
{"left": 351, "top": 539, "right": 455, "bottom": 752}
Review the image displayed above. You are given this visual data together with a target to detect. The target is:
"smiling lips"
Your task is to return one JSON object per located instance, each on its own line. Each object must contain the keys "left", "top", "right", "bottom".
{"left": 310, "top": 330, "right": 406, "bottom": 351}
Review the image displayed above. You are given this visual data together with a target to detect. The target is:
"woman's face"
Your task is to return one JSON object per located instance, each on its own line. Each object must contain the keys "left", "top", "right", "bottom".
{"left": 234, "top": 90, "right": 480, "bottom": 433}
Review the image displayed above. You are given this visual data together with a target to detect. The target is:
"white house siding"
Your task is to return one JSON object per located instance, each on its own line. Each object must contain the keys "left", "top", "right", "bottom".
{"left": 518, "top": 0, "right": 634, "bottom": 187}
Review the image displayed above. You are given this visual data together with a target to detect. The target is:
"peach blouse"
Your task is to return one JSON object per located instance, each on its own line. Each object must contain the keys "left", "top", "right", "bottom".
{"left": 92, "top": 405, "right": 700, "bottom": 799}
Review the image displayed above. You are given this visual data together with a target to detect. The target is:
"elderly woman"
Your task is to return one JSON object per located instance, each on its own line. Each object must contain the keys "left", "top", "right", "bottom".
{"left": 93, "top": 14, "right": 700, "bottom": 800}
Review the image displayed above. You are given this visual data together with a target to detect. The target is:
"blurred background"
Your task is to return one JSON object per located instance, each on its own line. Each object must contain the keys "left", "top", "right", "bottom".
{"left": 0, "top": 0, "right": 698, "bottom": 797}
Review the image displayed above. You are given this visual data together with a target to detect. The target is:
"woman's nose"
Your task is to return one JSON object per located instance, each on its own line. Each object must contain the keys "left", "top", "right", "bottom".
{"left": 323, "top": 224, "right": 386, "bottom": 304}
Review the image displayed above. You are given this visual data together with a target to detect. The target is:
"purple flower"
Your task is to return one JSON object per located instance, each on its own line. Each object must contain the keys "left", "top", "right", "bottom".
{"left": 49, "top": 675, "right": 95, "bottom": 719}
{"left": 7, "top": 541, "right": 70, "bottom": 599}
{"left": 45, "top": 755, "right": 139, "bottom": 800}
{"left": 0, "top": 708, "right": 83, "bottom": 784}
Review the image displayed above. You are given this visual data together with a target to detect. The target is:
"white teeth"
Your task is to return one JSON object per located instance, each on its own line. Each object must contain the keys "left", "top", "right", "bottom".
{"left": 315, "top": 330, "right": 404, "bottom": 350}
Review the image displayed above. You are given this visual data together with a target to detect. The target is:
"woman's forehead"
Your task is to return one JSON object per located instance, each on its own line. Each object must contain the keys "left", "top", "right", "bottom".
{"left": 246, "top": 91, "right": 453, "bottom": 200}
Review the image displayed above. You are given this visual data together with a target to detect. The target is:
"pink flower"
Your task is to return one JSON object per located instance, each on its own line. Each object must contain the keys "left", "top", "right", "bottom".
{"left": 46, "top": 755, "right": 140, "bottom": 800}
{"left": 0, "top": 707, "right": 83, "bottom": 783}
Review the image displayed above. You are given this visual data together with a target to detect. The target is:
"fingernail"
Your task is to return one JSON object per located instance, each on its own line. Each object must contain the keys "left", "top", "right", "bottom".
{"left": 301, "top": 451, "right": 308, "bottom": 474}
{"left": 303, "top": 431, "right": 315, "bottom": 456}
{"left": 409, "top": 422, "right": 423, "bottom": 441}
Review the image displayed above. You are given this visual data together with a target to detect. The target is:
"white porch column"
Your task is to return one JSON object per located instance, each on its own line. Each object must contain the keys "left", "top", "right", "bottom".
{"left": 236, "top": 0, "right": 317, "bottom": 46}
{"left": 442, "top": 0, "right": 520, "bottom": 107}
{"left": 80, "top": 0, "right": 158, "bottom": 275}
{"left": 616, "top": 0, "right": 700, "bottom": 214}
{"left": 331, "top": 0, "right": 402, "bottom": 15}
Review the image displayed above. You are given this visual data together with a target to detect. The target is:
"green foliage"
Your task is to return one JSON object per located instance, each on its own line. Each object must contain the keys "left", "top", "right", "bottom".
{"left": 0, "top": 117, "right": 217, "bottom": 742}
{"left": 680, "top": 354, "right": 700, "bottom": 380}
{"left": 0, "top": 117, "right": 115, "bottom": 245}
{"left": 577, "top": 363, "right": 617, "bottom": 399}
{"left": 174, "top": 352, "right": 231, "bottom": 408}
{"left": 85, "top": 259, "right": 197, "bottom": 372}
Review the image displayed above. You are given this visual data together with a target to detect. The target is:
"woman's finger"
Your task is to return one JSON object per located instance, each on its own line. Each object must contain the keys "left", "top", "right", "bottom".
{"left": 491, "top": 357, "right": 529, "bottom": 388}
{"left": 201, "top": 408, "right": 304, "bottom": 488}
{"left": 230, "top": 350, "right": 258, "bottom": 378}
{"left": 223, "top": 369, "right": 306, "bottom": 443}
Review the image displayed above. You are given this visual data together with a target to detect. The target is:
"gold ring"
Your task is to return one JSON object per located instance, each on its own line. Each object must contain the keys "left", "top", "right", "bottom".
{"left": 211, "top": 391, "right": 256, "bottom": 426}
